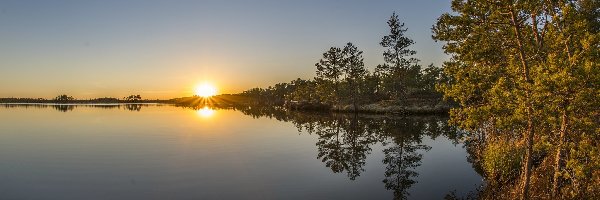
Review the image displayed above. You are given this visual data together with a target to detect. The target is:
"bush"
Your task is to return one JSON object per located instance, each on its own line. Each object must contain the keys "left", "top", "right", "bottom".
{"left": 482, "top": 140, "right": 524, "bottom": 183}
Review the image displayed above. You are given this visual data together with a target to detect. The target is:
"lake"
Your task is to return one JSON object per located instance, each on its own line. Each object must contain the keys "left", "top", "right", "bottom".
{"left": 0, "top": 104, "right": 481, "bottom": 199}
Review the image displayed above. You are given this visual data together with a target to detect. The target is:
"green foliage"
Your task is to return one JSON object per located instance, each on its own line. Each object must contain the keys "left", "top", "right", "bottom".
{"left": 420, "top": 64, "right": 444, "bottom": 93}
{"left": 482, "top": 140, "right": 523, "bottom": 183}
{"left": 433, "top": 0, "right": 600, "bottom": 198}
{"left": 561, "top": 135, "right": 600, "bottom": 199}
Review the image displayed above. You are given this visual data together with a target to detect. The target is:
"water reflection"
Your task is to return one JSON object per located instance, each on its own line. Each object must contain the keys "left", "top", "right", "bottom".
{"left": 310, "top": 114, "right": 379, "bottom": 180}
{"left": 305, "top": 115, "right": 461, "bottom": 199}
{"left": 381, "top": 124, "right": 431, "bottom": 200}
{"left": 124, "top": 104, "right": 143, "bottom": 111}
{"left": 218, "top": 105, "right": 465, "bottom": 199}
{"left": 196, "top": 106, "right": 215, "bottom": 118}
{"left": 53, "top": 104, "right": 75, "bottom": 112}
{"left": 0, "top": 104, "right": 474, "bottom": 199}
{"left": 0, "top": 103, "right": 150, "bottom": 112}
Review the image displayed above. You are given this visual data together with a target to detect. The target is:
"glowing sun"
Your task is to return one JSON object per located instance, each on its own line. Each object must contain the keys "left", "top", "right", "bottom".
{"left": 195, "top": 83, "right": 217, "bottom": 97}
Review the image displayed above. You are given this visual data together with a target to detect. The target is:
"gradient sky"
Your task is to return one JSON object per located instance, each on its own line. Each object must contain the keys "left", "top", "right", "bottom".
{"left": 0, "top": 0, "right": 451, "bottom": 99}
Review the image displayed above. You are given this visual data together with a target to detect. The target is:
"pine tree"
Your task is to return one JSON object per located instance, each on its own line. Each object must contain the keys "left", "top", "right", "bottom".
{"left": 316, "top": 47, "right": 344, "bottom": 103}
{"left": 342, "top": 42, "right": 368, "bottom": 110}
{"left": 316, "top": 43, "right": 368, "bottom": 106}
{"left": 377, "top": 12, "right": 420, "bottom": 99}
{"left": 433, "top": 0, "right": 599, "bottom": 198}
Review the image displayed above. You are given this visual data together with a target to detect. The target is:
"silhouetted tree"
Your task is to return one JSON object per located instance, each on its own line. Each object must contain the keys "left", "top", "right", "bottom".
{"left": 315, "top": 42, "right": 370, "bottom": 106}
{"left": 316, "top": 46, "right": 345, "bottom": 103}
{"left": 125, "top": 94, "right": 142, "bottom": 102}
{"left": 54, "top": 94, "right": 75, "bottom": 102}
{"left": 341, "top": 42, "right": 368, "bottom": 110}
{"left": 376, "top": 12, "right": 421, "bottom": 99}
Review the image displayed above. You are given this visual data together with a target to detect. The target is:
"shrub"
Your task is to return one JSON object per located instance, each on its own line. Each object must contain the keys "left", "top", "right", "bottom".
{"left": 482, "top": 140, "right": 524, "bottom": 183}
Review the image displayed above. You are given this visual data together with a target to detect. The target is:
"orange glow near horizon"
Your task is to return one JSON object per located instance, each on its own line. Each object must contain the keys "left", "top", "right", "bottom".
{"left": 196, "top": 106, "right": 215, "bottom": 118}
{"left": 194, "top": 83, "right": 217, "bottom": 98}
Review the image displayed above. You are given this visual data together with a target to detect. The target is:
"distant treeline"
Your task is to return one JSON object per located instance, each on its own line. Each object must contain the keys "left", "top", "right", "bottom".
{"left": 0, "top": 103, "right": 150, "bottom": 112}
{"left": 237, "top": 13, "right": 449, "bottom": 113}
{"left": 0, "top": 94, "right": 168, "bottom": 104}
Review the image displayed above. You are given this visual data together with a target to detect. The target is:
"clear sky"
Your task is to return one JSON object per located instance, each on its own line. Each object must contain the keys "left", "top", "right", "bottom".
{"left": 0, "top": 0, "right": 451, "bottom": 99}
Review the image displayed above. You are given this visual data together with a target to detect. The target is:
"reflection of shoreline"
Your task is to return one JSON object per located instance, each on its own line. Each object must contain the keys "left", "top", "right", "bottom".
{"left": 0, "top": 103, "right": 160, "bottom": 105}
{"left": 176, "top": 102, "right": 465, "bottom": 199}
{"left": 1, "top": 103, "right": 475, "bottom": 199}
{"left": 0, "top": 103, "right": 153, "bottom": 112}
{"left": 221, "top": 105, "right": 464, "bottom": 199}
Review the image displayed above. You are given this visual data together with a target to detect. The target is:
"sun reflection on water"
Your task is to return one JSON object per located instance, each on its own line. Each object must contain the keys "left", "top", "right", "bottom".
{"left": 196, "top": 106, "right": 215, "bottom": 118}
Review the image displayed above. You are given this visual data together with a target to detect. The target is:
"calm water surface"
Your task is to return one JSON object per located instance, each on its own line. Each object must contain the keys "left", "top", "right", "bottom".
{"left": 0, "top": 104, "right": 481, "bottom": 199}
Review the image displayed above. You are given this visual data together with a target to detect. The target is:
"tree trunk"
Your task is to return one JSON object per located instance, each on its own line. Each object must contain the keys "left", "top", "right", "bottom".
{"left": 509, "top": 7, "right": 535, "bottom": 200}
{"left": 352, "top": 85, "right": 358, "bottom": 113}
{"left": 520, "top": 117, "right": 535, "bottom": 200}
{"left": 334, "top": 79, "right": 339, "bottom": 105}
{"left": 353, "top": 82, "right": 359, "bottom": 112}
{"left": 551, "top": 110, "right": 569, "bottom": 198}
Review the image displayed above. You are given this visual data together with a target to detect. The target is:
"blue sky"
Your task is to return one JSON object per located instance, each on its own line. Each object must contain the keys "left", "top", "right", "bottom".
{"left": 0, "top": 0, "right": 451, "bottom": 98}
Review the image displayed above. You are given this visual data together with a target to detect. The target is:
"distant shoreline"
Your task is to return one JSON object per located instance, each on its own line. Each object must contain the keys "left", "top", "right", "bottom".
{"left": 0, "top": 102, "right": 161, "bottom": 105}
{"left": 0, "top": 98, "right": 170, "bottom": 104}
{"left": 1, "top": 94, "right": 453, "bottom": 115}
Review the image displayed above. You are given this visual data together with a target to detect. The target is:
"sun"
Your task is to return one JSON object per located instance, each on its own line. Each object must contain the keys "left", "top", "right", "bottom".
{"left": 195, "top": 83, "right": 217, "bottom": 97}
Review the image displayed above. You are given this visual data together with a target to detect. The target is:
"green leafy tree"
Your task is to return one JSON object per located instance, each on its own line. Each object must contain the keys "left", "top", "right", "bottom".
{"left": 535, "top": 1, "right": 600, "bottom": 197}
{"left": 433, "top": 1, "right": 599, "bottom": 199}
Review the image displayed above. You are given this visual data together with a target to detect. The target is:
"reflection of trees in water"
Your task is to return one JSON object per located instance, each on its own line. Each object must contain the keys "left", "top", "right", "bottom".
{"left": 375, "top": 120, "right": 422, "bottom": 199}
{"left": 52, "top": 105, "right": 75, "bottom": 112}
{"left": 308, "top": 114, "right": 379, "bottom": 180}
{"left": 382, "top": 138, "right": 430, "bottom": 200}
{"left": 377, "top": 117, "right": 460, "bottom": 200}
{"left": 125, "top": 104, "right": 143, "bottom": 111}
{"left": 221, "top": 104, "right": 460, "bottom": 199}
{"left": 2, "top": 103, "right": 466, "bottom": 199}
{"left": 1, "top": 104, "right": 149, "bottom": 112}
{"left": 297, "top": 113, "right": 459, "bottom": 199}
